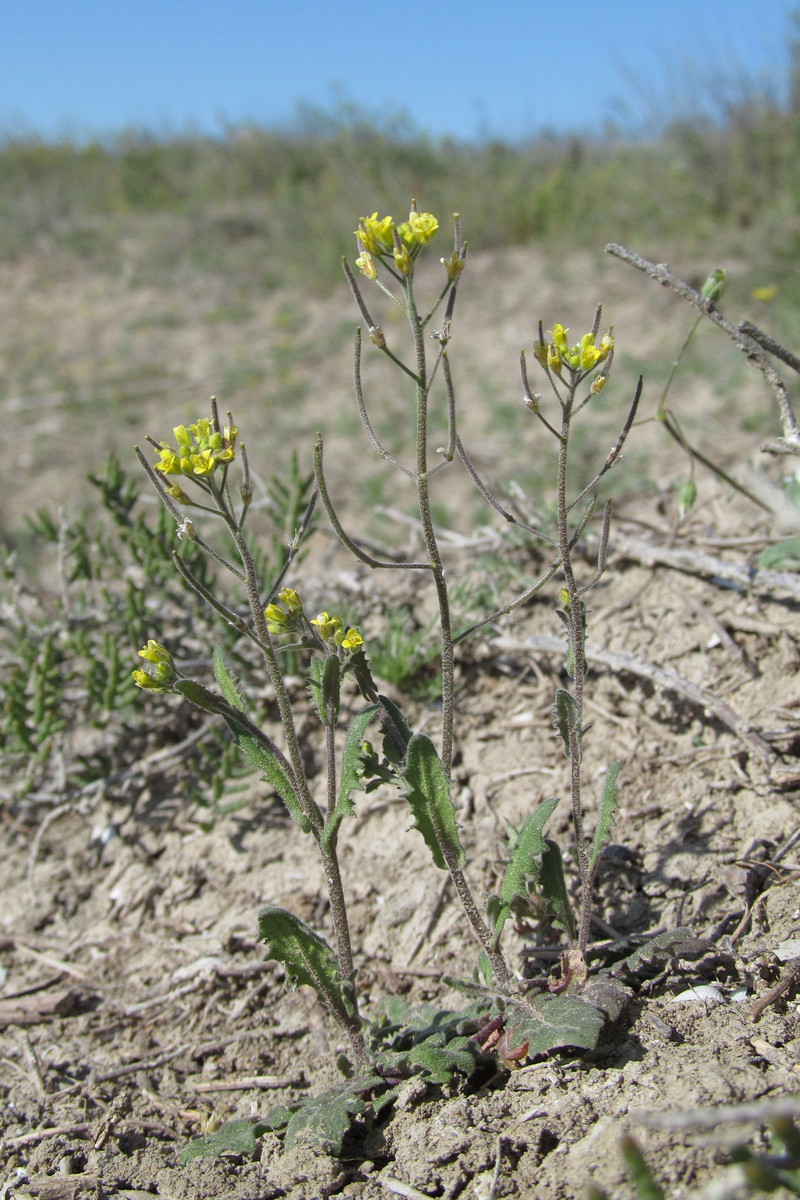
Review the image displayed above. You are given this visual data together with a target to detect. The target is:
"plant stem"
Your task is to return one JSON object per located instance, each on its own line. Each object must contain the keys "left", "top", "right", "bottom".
{"left": 229, "top": 511, "right": 369, "bottom": 1067}
{"left": 556, "top": 383, "right": 592, "bottom": 956}
{"left": 406, "top": 277, "right": 455, "bottom": 778}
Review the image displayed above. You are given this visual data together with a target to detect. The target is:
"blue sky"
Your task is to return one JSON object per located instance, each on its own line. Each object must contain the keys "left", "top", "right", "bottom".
{"left": 1, "top": 1, "right": 795, "bottom": 143}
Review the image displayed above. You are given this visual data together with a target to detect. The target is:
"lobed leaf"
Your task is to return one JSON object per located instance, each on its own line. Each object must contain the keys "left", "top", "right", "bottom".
{"left": 257, "top": 906, "right": 354, "bottom": 1020}
{"left": 179, "top": 1118, "right": 269, "bottom": 1165}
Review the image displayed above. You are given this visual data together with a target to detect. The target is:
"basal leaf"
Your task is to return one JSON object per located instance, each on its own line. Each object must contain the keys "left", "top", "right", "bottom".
{"left": 507, "top": 991, "right": 606, "bottom": 1055}
{"left": 179, "top": 1118, "right": 269, "bottom": 1164}
{"left": 321, "top": 704, "right": 379, "bottom": 853}
{"left": 257, "top": 906, "right": 353, "bottom": 1020}
{"left": 589, "top": 760, "right": 622, "bottom": 872}
{"left": 401, "top": 732, "right": 465, "bottom": 871}
{"left": 268, "top": 1075, "right": 387, "bottom": 1153}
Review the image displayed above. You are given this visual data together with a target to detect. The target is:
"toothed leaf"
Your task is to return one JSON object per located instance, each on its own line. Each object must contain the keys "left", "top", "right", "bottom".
{"left": 401, "top": 733, "right": 465, "bottom": 871}
{"left": 179, "top": 1118, "right": 269, "bottom": 1164}
{"left": 491, "top": 797, "right": 559, "bottom": 940}
{"left": 257, "top": 906, "right": 354, "bottom": 1020}
{"left": 213, "top": 644, "right": 245, "bottom": 712}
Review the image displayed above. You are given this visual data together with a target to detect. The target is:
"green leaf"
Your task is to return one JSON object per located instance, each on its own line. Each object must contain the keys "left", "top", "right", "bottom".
{"left": 399, "top": 1034, "right": 477, "bottom": 1083}
{"left": 506, "top": 991, "right": 606, "bottom": 1055}
{"left": 540, "top": 839, "right": 577, "bottom": 941}
{"left": 321, "top": 654, "right": 341, "bottom": 727}
{"left": 307, "top": 655, "right": 326, "bottom": 724}
{"left": 257, "top": 906, "right": 354, "bottom": 1020}
{"left": 179, "top": 1118, "right": 269, "bottom": 1164}
{"left": 378, "top": 694, "right": 413, "bottom": 764}
{"left": 321, "top": 704, "right": 379, "bottom": 853}
{"left": 589, "top": 760, "right": 622, "bottom": 873}
{"left": 165, "top": 677, "right": 316, "bottom": 830}
{"left": 175, "top": 677, "right": 225, "bottom": 713}
{"left": 619, "top": 1134, "right": 666, "bottom": 1200}
{"left": 552, "top": 688, "right": 582, "bottom": 761}
{"left": 212, "top": 644, "right": 245, "bottom": 712}
{"left": 491, "top": 797, "right": 559, "bottom": 941}
{"left": 401, "top": 733, "right": 465, "bottom": 871}
{"left": 266, "top": 1075, "right": 388, "bottom": 1153}
{"left": 759, "top": 535, "right": 800, "bottom": 572}
{"left": 608, "top": 927, "right": 695, "bottom": 977}
{"left": 231, "top": 726, "right": 311, "bottom": 833}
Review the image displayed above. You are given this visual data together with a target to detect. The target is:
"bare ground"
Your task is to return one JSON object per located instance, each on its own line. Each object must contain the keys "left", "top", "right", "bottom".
{"left": 1, "top": 234, "right": 799, "bottom": 1199}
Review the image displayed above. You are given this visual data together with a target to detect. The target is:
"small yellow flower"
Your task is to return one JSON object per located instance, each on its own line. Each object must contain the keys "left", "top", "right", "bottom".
{"left": 393, "top": 244, "right": 413, "bottom": 275}
{"left": 279, "top": 588, "right": 303, "bottom": 617}
{"left": 579, "top": 335, "right": 601, "bottom": 371}
{"left": 356, "top": 212, "right": 394, "bottom": 255}
{"left": 138, "top": 639, "right": 172, "bottom": 665}
{"left": 166, "top": 484, "right": 192, "bottom": 504}
{"left": 440, "top": 251, "right": 465, "bottom": 281}
{"left": 264, "top": 603, "right": 288, "bottom": 631}
{"left": 401, "top": 211, "right": 439, "bottom": 246}
{"left": 355, "top": 251, "right": 377, "bottom": 280}
{"left": 551, "top": 324, "right": 569, "bottom": 352}
{"left": 547, "top": 345, "right": 563, "bottom": 374}
{"left": 590, "top": 374, "right": 607, "bottom": 395}
{"left": 341, "top": 627, "right": 364, "bottom": 652}
{"left": 133, "top": 641, "right": 176, "bottom": 691}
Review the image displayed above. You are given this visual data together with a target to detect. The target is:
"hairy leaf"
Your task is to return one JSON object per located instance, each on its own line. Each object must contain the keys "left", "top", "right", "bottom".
{"left": 540, "top": 838, "right": 577, "bottom": 941}
{"left": 491, "top": 797, "right": 559, "bottom": 941}
{"left": 257, "top": 906, "right": 353, "bottom": 1020}
{"left": 378, "top": 693, "right": 413, "bottom": 764}
{"left": 179, "top": 1118, "right": 269, "bottom": 1164}
{"left": 552, "top": 688, "right": 582, "bottom": 761}
{"left": 589, "top": 760, "right": 622, "bottom": 873}
{"left": 507, "top": 991, "right": 606, "bottom": 1055}
{"left": 320, "top": 653, "right": 341, "bottom": 727}
{"left": 213, "top": 644, "right": 245, "bottom": 712}
{"left": 266, "top": 1075, "right": 389, "bottom": 1153}
{"left": 401, "top": 732, "right": 465, "bottom": 871}
{"left": 321, "top": 704, "right": 379, "bottom": 853}
{"left": 231, "top": 727, "right": 311, "bottom": 833}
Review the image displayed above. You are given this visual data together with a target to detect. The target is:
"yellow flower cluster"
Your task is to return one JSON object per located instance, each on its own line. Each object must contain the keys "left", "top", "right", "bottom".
{"left": 264, "top": 588, "right": 304, "bottom": 633}
{"left": 310, "top": 611, "right": 364, "bottom": 653}
{"left": 355, "top": 206, "right": 439, "bottom": 277}
{"left": 535, "top": 324, "right": 614, "bottom": 380}
{"left": 132, "top": 640, "right": 176, "bottom": 691}
{"left": 154, "top": 417, "right": 238, "bottom": 480}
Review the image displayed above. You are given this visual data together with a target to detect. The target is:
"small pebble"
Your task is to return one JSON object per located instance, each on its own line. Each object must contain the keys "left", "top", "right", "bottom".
{"left": 671, "top": 985, "right": 725, "bottom": 1005}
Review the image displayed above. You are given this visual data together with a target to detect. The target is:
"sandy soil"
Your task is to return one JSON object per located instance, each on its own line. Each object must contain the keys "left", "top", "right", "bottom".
{"left": 1, "top": 232, "right": 799, "bottom": 1198}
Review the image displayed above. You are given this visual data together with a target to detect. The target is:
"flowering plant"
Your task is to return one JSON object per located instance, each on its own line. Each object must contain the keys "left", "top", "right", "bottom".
{"left": 134, "top": 204, "right": 643, "bottom": 1145}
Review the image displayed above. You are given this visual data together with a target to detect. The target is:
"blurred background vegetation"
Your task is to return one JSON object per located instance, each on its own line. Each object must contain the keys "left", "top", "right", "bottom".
{"left": 0, "top": 28, "right": 798, "bottom": 291}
